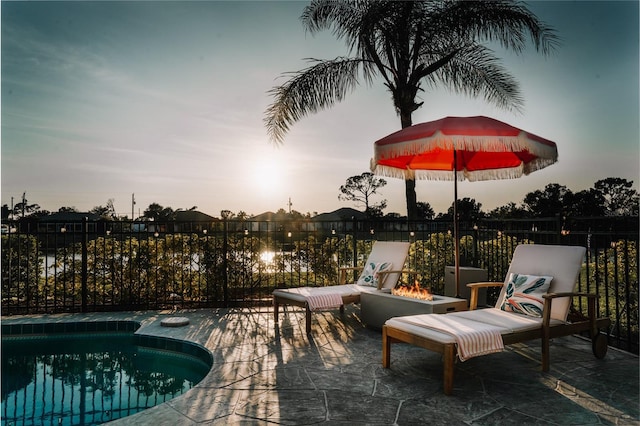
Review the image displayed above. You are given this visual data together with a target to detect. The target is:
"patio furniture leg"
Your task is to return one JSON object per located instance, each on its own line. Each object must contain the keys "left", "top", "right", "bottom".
{"left": 588, "top": 295, "right": 609, "bottom": 359}
{"left": 382, "top": 326, "right": 391, "bottom": 368}
{"left": 443, "top": 344, "right": 455, "bottom": 396}
{"left": 305, "top": 306, "right": 312, "bottom": 334}
{"left": 541, "top": 328, "right": 551, "bottom": 372}
{"left": 541, "top": 297, "right": 552, "bottom": 372}
{"left": 273, "top": 297, "right": 279, "bottom": 323}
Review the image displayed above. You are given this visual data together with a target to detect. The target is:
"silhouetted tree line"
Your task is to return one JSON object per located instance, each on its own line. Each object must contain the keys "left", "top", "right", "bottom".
{"left": 439, "top": 178, "right": 639, "bottom": 223}
{"left": 337, "top": 176, "right": 638, "bottom": 221}
{"left": 2, "top": 177, "right": 638, "bottom": 223}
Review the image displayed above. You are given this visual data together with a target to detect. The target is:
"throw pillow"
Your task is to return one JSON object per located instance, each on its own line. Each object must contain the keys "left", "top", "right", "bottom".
{"left": 357, "top": 261, "right": 393, "bottom": 288}
{"left": 499, "top": 273, "right": 553, "bottom": 317}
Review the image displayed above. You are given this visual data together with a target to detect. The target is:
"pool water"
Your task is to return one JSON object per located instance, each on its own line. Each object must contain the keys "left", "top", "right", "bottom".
{"left": 1, "top": 332, "right": 212, "bottom": 426}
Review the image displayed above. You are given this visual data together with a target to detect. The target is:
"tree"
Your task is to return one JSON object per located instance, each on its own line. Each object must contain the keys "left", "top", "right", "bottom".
{"left": 523, "top": 183, "right": 571, "bottom": 218}
{"left": 220, "top": 210, "right": 235, "bottom": 219}
{"left": 565, "top": 189, "right": 606, "bottom": 217}
{"left": 143, "top": 203, "right": 175, "bottom": 221}
{"left": 487, "top": 202, "right": 528, "bottom": 219}
{"left": 91, "top": 199, "right": 118, "bottom": 220}
{"left": 58, "top": 206, "right": 79, "bottom": 213}
{"left": 12, "top": 193, "right": 40, "bottom": 219}
{"left": 236, "top": 211, "right": 250, "bottom": 220}
{"left": 264, "top": 0, "right": 558, "bottom": 219}
{"left": 416, "top": 201, "right": 435, "bottom": 220}
{"left": 339, "top": 172, "right": 387, "bottom": 217}
{"left": 594, "top": 178, "right": 639, "bottom": 216}
{"left": 275, "top": 207, "right": 307, "bottom": 220}
{"left": 438, "top": 197, "right": 483, "bottom": 223}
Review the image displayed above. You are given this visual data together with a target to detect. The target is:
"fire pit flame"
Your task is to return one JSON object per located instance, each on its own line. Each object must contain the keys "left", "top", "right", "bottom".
{"left": 392, "top": 281, "right": 434, "bottom": 301}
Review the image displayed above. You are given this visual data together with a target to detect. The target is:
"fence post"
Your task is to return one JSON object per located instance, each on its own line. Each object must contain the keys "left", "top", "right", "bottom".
{"left": 81, "top": 217, "right": 88, "bottom": 313}
{"left": 556, "top": 215, "right": 563, "bottom": 244}
{"left": 473, "top": 225, "right": 479, "bottom": 267}
{"left": 223, "top": 219, "right": 229, "bottom": 307}
{"left": 352, "top": 217, "right": 358, "bottom": 282}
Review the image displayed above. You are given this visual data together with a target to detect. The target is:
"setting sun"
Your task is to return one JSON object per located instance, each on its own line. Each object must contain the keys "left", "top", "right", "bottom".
{"left": 248, "top": 147, "right": 288, "bottom": 197}
{"left": 254, "top": 161, "right": 284, "bottom": 194}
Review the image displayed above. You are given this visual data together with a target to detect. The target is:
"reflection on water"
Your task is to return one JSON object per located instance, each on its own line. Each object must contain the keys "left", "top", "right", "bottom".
{"left": 259, "top": 250, "right": 307, "bottom": 273}
{"left": 40, "top": 250, "right": 304, "bottom": 275}
{"left": 1, "top": 334, "right": 210, "bottom": 426}
{"left": 260, "top": 250, "right": 276, "bottom": 264}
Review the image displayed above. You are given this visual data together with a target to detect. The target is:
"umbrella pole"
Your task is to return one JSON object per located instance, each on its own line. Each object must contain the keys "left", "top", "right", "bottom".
{"left": 454, "top": 150, "right": 460, "bottom": 298}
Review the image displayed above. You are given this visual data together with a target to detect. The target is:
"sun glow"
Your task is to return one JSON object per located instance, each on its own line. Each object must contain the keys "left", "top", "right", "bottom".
{"left": 255, "top": 162, "right": 283, "bottom": 193}
{"left": 260, "top": 251, "right": 275, "bottom": 263}
{"left": 250, "top": 149, "right": 286, "bottom": 196}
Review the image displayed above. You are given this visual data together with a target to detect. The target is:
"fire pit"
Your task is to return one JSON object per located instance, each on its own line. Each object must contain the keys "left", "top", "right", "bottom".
{"left": 392, "top": 282, "right": 434, "bottom": 300}
{"left": 360, "top": 288, "right": 467, "bottom": 330}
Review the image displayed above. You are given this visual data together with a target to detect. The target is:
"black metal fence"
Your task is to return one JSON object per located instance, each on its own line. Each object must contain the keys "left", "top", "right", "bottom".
{"left": 2, "top": 216, "right": 638, "bottom": 353}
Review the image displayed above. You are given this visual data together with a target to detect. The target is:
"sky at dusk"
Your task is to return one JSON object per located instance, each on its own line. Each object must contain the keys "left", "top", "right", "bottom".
{"left": 2, "top": 1, "right": 638, "bottom": 218}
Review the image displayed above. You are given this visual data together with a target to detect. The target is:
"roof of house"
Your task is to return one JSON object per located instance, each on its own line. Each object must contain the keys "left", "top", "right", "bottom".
{"left": 311, "top": 207, "right": 366, "bottom": 221}
{"left": 251, "top": 211, "right": 290, "bottom": 221}
{"left": 39, "top": 212, "right": 102, "bottom": 222}
{"left": 175, "top": 210, "right": 218, "bottom": 222}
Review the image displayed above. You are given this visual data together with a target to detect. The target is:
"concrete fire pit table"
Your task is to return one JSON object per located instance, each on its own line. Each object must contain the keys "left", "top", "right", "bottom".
{"left": 360, "top": 291, "right": 467, "bottom": 330}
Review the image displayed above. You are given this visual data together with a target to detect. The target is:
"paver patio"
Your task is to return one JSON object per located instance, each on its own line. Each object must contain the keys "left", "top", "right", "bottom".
{"left": 3, "top": 306, "right": 638, "bottom": 425}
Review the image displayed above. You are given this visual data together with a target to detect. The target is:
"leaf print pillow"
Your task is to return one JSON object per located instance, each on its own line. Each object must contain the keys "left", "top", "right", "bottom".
{"left": 357, "top": 261, "right": 393, "bottom": 288}
{"left": 499, "top": 273, "right": 553, "bottom": 317}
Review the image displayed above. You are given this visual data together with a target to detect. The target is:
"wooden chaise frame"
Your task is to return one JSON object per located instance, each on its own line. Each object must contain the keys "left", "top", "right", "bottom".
{"left": 273, "top": 241, "right": 411, "bottom": 334}
{"left": 382, "top": 244, "right": 611, "bottom": 395}
{"left": 272, "top": 275, "right": 360, "bottom": 334}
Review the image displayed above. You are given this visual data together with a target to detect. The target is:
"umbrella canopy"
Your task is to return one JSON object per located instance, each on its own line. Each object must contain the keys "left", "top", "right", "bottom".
{"left": 372, "top": 116, "right": 557, "bottom": 181}
{"left": 370, "top": 116, "right": 558, "bottom": 298}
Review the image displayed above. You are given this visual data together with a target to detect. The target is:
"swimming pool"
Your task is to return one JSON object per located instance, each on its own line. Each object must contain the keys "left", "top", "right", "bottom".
{"left": 1, "top": 321, "right": 212, "bottom": 426}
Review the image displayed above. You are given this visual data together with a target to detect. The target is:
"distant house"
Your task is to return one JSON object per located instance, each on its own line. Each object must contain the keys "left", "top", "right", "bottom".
{"left": 250, "top": 211, "right": 290, "bottom": 222}
{"left": 249, "top": 211, "right": 290, "bottom": 233}
{"left": 143, "top": 210, "right": 219, "bottom": 234}
{"left": 312, "top": 207, "right": 366, "bottom": 222}
{"left": 309, "top": 207, "right": 367, "bottom": 234}
{"left": 173, "top": 210, "right": 219, "bottom": 233}
{"left": 37, "top": 212, "right": 103, "bottom": 234}
{"left": 34, "top": 212, "right": 107, "bottom": 247}
{"left": 175, "top": 210, "right": 218, "bottom": 222}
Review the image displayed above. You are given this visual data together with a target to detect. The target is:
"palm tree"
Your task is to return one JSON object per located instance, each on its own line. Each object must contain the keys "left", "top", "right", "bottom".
{"left": 264, "top": 0, "right": 558, "bottom": 219}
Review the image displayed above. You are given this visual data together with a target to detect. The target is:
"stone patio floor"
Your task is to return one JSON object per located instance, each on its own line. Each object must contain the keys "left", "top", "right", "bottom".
{"left": 3, "top": 306, "right": 638, "bottom": 425}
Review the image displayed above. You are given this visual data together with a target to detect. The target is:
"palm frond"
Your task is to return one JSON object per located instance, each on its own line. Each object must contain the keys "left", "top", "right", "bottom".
{"left": 425, "top": 43, "right": 525, "bottom": 113}
{"left": 302, "top": 0, "right": 393, "bottom": 81}
{"left": 264, "top": 57, "right": 365, "bottom": 144}
{"left": 302, "top": 0, "right": 367, "bottom": 52}
{"left": 429, "top": 0, "right": 560, "bottom": 55}
{"left": 266, "top": 0, "right": 559, "bottom": 141}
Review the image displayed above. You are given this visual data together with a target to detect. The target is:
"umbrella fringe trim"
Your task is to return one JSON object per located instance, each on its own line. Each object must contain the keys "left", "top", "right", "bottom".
{"left": 374, "top": 133, "right": 558, "bottom": 162}
{"left": 371, "top": 158, "right": 556, "bottom": 182}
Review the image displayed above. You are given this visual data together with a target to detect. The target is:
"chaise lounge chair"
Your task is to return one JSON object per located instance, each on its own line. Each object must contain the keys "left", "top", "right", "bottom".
{"left": 273, "top": 241, "right": 410, "bottom": 334}
{"left": 382, "top": 244, "right": 611, "bottom": 395}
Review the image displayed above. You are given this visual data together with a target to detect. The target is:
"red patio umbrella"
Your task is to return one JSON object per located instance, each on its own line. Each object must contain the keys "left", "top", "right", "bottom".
{"left": 370, "top": 116, "right": 558, "bottom": 298}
